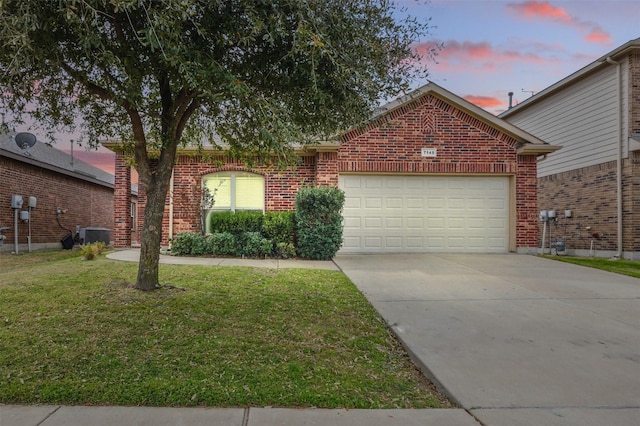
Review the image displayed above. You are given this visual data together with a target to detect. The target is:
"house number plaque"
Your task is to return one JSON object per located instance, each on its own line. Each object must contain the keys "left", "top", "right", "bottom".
{"left": 421, "top": 148, "right": 437, "bottom": 157}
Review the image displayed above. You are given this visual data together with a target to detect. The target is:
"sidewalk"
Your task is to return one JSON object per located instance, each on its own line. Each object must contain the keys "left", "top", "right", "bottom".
{"left": 106, "top": 248, "right": 341, "bottom": 270}
{"left": 0, "top": 405, "right": 479, "bottom": 426}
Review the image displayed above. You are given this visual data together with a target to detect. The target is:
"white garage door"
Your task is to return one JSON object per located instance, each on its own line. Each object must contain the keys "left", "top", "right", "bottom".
{"left": 339, "top": 175, "right": 509, "bottom": 253}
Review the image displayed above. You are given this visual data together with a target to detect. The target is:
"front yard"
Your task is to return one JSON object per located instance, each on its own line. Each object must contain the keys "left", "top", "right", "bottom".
{"left": 545, "top": 255, "right": 640, "bottom": 279}
{"left": 0, "top": 250, "right": 450, "bottom": 408}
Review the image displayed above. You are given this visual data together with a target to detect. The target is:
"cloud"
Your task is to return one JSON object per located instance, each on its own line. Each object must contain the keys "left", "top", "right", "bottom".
{"left": 464, "top": 95, "right": 504, "bottom": 109}
{"left": 508, "top": 1, "right": 572, "bottom": 23}
{"left": 506, "top": 1, "right": 612, "bottom": 44}
{"left": 415, "top": 39, "right": 555, "bottom": 74}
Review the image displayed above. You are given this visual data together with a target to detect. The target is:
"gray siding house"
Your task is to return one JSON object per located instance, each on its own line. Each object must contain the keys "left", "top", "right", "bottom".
{"left": 500, "top": 38, "right": 640, "bottom": 259}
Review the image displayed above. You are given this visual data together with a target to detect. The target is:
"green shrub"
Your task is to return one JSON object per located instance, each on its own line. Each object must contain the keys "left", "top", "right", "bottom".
{"left": 238, "top": 232, "right": 273, "bottom": 258}
{"left": 295, "top": 186, "right": 345, "bottom": 260}
{"left": 170, "top": 232, "right": 202, "bottom": 256}
{"left": 190, "top": 234, "right": 209, "bottom": 256}
{"left": 207, "top": 232, "right": 237, "bottom": 256}
{"left": 274, "top": 242, "right": 297, "bottom": 259}
{"left": 209, "top": 210, "right": 264, "bottom": 235}
{"left": 262, "top": 211, "right": 295, "bottom": 246}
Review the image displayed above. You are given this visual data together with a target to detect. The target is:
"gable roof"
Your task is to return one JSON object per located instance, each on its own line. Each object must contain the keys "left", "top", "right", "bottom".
{"left": 351, "top": 81, "right": 559, "bottom": 156}
{"left": 500, "top": 37, "right": 640, "bottom": 118}
{"left": 0, "top": 133, "right": 115, "bottom": 188}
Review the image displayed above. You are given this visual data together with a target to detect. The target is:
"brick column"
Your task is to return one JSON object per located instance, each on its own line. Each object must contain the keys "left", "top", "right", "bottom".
{"left": 315, "top": 151, "right": 339, "bottom": 186}
{"left": 516, "top": 155, "right": 538, "bottom": 249}
{"left": 113, "top": 151, "right": 131, "bottom": 248}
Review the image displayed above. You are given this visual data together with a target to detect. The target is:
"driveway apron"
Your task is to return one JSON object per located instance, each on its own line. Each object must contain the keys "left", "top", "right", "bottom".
{"left": 334, "top": 254, "right": 640, "bottom": 426}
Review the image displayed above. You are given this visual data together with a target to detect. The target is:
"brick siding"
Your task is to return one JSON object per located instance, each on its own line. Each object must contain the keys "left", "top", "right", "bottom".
{"left": 339, "top": 94, "right": 538, "bottom": 249}
{"left": 113, "top": 92, "right": 539, "bottom": 251}
{"left": 0, "top": 156, "right": 114, "bottom": 251}
{"left": 537, "top": 159, "right": 640, "bottom": 253}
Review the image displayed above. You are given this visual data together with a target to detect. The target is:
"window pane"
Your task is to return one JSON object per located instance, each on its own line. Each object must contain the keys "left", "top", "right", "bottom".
{"left": 235, "top": 173, "right": 264, "bottom": 210}
{"left": 203, "top": 173, "right": 231, "bottom": 209}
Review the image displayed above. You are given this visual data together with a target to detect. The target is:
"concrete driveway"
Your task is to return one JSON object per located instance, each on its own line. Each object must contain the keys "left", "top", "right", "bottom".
{"left": 334, "top": 254, "right": 640, "bottom": 426}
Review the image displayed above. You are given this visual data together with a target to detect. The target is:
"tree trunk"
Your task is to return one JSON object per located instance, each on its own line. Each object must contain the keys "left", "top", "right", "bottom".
{"left": 135, "top": 180, "right": 169, "bottom": 290}
{"left": 135, "top": 161, "right": 174, "bottom": 291}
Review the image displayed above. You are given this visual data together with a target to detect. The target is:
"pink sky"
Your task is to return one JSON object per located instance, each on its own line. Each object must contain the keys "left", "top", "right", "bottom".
{"left": 409, "top": 0, "right": 638, "bottom": 111}
{"left": 15, "top": 0, "right": 640, "bottom": 174}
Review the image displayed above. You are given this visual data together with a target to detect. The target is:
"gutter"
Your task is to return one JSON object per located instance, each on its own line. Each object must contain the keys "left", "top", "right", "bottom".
{"left": 606, "top": 56, "right": 623, "bottom": 258}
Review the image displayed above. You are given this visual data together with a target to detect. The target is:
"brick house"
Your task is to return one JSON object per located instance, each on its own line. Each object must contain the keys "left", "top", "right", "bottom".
{"left": 0, "top": 133, "right": 131, "bottom": 252}
{"left": 108, "top": 82, "right": 558, "bottom": 254}
{"left": 500, "top": 38, "right": 640, "bottom": 259}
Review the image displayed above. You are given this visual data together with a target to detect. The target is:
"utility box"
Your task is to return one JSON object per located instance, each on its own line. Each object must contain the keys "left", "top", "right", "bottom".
{"left": 539, "top": 210, "right": 548, "bottom": 222}
{"left": 81, "top": 227, "right": 111, "bottom": 245}
{"left": 11, "top": 195, "right": 23, "bottom": 209}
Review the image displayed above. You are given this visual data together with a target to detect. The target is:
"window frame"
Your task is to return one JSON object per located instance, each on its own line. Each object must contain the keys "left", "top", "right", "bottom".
{"left": 202, "top": 171, "right": 265, "bottom": 213}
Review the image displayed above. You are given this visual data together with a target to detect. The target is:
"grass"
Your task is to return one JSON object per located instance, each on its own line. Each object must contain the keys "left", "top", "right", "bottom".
{"left": 544, "top": 255, "right": 640, "bottom": 278}
{"left": 0, "top": 249, "right": 450, "bottom": 409}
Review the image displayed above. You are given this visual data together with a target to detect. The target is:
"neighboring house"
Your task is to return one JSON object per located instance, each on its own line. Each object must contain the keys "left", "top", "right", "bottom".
{"left": 107, "top": 82, "right": 558, "bottom": 254}
{"left": 500, "top": 38, "right": 640, "bottom": 259}
{"left": 0, "top": 133, "right": 137, "bottom": 252}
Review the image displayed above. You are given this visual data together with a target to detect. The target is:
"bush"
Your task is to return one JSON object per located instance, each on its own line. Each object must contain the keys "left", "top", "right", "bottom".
{"left": 209, "top": 211, "right": 264, "bottom": 235}
{"left": 295, "top": 186, "right": 345, "bottom": 260}
{"left": 274, "top": 242, "right": 296, "bottom": 259}
{"left": 93, "top": 241, "right": 107, "bottom": 255}
{"left": 238, "top": 231, "right": 273, "bottom": 258}
{"left": 170, "top": 232, "right": 204, "bottom": 256}
{"left": 80, "top": 242, "right": 107, "bottom": 260}
{"left": 262, "top": 211, "right": 295, "bottom": 246}
{"left": 81, "top": 244, "right": 96, "bottom": 260}
{"left": 190, "top": 234, "right": 209, "bottom": 256}
{"left": 207, "top": 232, "right": 237, "bottom": 256}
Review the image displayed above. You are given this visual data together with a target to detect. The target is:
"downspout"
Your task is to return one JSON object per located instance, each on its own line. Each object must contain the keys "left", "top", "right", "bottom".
{"left": 606, "top": 56, "right": 623, "bottom": 258}
{"left": 168, "top": 169, "right": 174, "bottom": 244}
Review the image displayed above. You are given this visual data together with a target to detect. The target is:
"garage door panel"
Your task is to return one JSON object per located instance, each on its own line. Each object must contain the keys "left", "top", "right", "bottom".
{"left": 364, "top": 217, "right": 382, "bottom": 229}
{"left": 386, "top": 217, "right": 402, "bottom": 228}
{"left": 428, "top": 198, "right": 445, "bottom": 208}
{"left": 427, "top": 179, "right": 446, "bottom": 190}
{"left": 447, "top": 198, "right": 465, "bottom": 209}
{"left": 427, "top": 217, "right": 444, "bottom": 229}
{"left": 344, "top": 197, "right": 361, "bottom": 208}
{"left": 364, "top": 197, "right": 382, "bottom": 208}
{"left": 406, "top": 179, "right": 425, "bottom": 189}
{"left": 487, "top": 217, "right": 507, "bottom": 230}
{"left": 407, "top": 237, "right": 424, "bottom": 248}
{"left": 407, "top": 217, "right": 424, "bottom": 228}
{"left": 385, "top": 179, "right": 403, "bottom": 189}
{"left": 339, "top": 175, "right": 509, "bottom": 253}
{"left": 487, "top": 198, "right": 506, "bottom": 209}
{"left": 365, "top": 177, "right": 382, "bottom": 189}
{"left": 364, "top": 236, "right": 382, "bottom": 248}
{"left": 447, "top": 217, "right": 466, "bottom": 229}
{"left": 407, "top": 198, "right": 424, "bottom": 209}
{"left": 466, "top": 217, "right": 485, "bottom": 229}
{"left": 385, "top": 236, "right": 403, "bottom": 248}
{"left": 344, "top": 216, "right": 361, "bottom": 228}
{"left": 386, "top": 197, "right": 403, "bottom": 208}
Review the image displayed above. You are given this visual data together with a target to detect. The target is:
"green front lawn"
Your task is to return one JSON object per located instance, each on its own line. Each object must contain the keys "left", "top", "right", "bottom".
{"left": 544, "top": 255, "right": 640, "bottom": 278}
{"left": 0, "top": 250, "right": 449, "bottom": 408}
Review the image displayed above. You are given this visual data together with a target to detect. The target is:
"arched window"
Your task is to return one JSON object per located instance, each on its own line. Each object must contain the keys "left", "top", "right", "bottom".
{"left": 202, "top": 171, "right": 264, "bottom": 233}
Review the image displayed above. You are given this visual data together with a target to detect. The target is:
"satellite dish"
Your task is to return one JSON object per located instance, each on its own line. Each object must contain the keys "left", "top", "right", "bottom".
{"left": 15, "top": 132, "right": 37, "bottom": 149}
{"left": 14, "top": 132, "right": 37, "bottom": 156}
